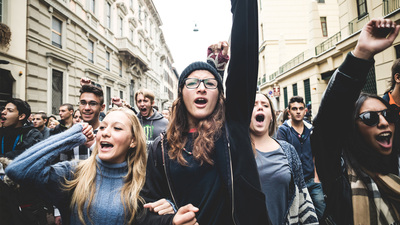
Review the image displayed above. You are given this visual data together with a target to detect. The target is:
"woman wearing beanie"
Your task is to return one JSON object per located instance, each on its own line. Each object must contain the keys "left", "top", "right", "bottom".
{"left": 140, "top": 0, "right": 271, "bottom": 224}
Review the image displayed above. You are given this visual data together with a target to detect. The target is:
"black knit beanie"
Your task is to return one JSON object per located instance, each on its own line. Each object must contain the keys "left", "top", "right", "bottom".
{"left": 178, "top": 61, "right": 223, "bottom": 93}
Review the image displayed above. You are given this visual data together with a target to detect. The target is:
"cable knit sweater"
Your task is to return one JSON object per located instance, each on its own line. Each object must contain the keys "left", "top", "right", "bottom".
{"left": 5, "top": 124, "right": 135, "bottom": 225}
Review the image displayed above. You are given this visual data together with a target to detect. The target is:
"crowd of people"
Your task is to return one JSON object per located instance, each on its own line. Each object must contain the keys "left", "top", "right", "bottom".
{"left": 1, "top": 0, "right": 400, "bottom": 224}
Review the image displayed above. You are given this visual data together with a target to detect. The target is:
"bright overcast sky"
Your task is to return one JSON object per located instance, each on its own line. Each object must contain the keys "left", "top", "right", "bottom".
{"left": 152, "top": 0, "right": 233, "bottom": 74}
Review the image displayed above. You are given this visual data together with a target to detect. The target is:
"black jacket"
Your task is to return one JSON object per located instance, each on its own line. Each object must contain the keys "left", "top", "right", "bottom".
{"left": 141, "top": 0, "right": 270, "bottom": 224}
{"left": 311, "top": 52, "right": 375, "bottom": 224}
{"left": 0, "top": 125, "right": 43, "bottom": 159}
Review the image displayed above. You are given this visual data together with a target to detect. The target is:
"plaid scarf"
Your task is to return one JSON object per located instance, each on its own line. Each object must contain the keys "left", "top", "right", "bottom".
{"left": 348, "top": 164, "right": 400, "bottom": 224}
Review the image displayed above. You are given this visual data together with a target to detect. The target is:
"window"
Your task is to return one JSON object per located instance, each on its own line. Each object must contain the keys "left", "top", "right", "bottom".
{"left": 283, "top": 87, "right": 288, "bottom": 109}
{"left": 130, "top": 80, "right": 135, "bottom": 106}
{"left": 52, "top": 70, "right": 63, "bottom": 115}
{"left": 130, "top": 29, "right": 134, "bottom": 42}
{"left": 106, "top": 86, "right": 111, "bottom": 111}
{"left": 119, "top": 60, "right": 122, "bottom": 77}
{"left": 119, "top": 17, "right": 123, "bottom": 36}
{"left": 320, "top": 17, "right": 328, "bottom": 37}
{"left": 317, "top": 0, "right": 325, "bottom": 3}
{"left": 120, "top": 91, "right": 123, "bottom": 99}
{"left": 52, "top": 17, "right": 62, "bottom": 48}
{"left": 357, "top": 0, "right": 367, "bottom": 18}
{"left": 395, "top": 45, "right": 400, "bottom": 58}
{"left": 292, "top": 83, "right": 298, "bottom": 96}
{"left": 130, "top": 0, "right": 133, "bottom": 8}
{"left": 304, "top": 79, "right": 311, "bottom": 105}
{"left": 106, "top": 2, "right": 111, "bottom": 29}
{"left": 89, "top": 0, "right": 95, "bottom": 14}
{"left": 106, "top": 51, "right": 110, "bottom": 71}
{"left": 138, "top": 5, "right": 142, "bottom": 20}
{"left": 0, "top": 0, "right": 3, "bottom": 22}
{"left": 88, "top": 40, "right": 94, "bottom": 63}
{"left": 0, "top": 69, "right": 13, "bottom": 106}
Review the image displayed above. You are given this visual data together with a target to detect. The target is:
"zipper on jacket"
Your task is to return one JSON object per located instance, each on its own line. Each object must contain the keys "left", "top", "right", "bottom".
{"left": 224, "top": 127, "right": 237, "bottom": 225}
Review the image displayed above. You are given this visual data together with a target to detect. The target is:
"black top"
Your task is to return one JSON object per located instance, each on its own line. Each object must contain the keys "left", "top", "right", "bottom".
{"left": 169, "top": 133, "right": 233, "bottom": 225}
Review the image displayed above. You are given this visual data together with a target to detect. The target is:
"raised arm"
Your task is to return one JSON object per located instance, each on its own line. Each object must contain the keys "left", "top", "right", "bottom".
{"left": 311, "top": 18, "right": 400, "bottom": 187}
{"left": 225, "top": 0, "right": 259, "bottom": 125}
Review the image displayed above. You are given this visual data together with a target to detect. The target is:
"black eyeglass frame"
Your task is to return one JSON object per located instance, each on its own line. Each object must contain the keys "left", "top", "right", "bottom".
{"left": 183, "top": 78, "right": 219, "bottom": 89}
{"left": 358, "top": 109, "right": 399, "bottom": 127}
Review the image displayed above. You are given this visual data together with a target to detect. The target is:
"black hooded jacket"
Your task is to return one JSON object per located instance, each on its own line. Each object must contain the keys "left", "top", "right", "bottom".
{"left": 0, "top": 125, "right": 43, "bottom": 159}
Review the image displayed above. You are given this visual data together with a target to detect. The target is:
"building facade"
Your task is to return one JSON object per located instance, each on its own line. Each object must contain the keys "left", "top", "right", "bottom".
{"left": 258, "top": 0, "right": 400, "bottom": 118}
{"left": 0, "top": 0, "right": 178, "bottom": 115}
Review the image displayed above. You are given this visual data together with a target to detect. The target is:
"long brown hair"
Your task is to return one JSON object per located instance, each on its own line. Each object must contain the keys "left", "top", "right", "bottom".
{"left": 167, "top": 89, "right": 225, "bottom": 166}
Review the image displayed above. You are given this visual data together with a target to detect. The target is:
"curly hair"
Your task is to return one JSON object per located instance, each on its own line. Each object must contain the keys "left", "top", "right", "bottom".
{"left": 167, "top": 90, "right": 225, "bottom": 166}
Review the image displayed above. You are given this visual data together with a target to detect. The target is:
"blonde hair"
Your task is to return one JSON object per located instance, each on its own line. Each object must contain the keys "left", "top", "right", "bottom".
{"left": 63, "top": 107, "right": 147, "bottom": 225}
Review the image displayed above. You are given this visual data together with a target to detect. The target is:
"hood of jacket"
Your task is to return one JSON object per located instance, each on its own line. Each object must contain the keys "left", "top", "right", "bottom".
{"left": 137, "top": 108, "right": 164, "bottom": 122}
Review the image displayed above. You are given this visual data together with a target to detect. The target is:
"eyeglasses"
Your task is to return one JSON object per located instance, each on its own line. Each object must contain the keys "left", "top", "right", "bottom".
{"left": 358, "top": 109, "right": 399, "bottom": 126}
{"left": 79, "top": 100, "right": 100, "bottom": 107}
{"left": 184, "top": 78, "right": 218, "bottom": 89}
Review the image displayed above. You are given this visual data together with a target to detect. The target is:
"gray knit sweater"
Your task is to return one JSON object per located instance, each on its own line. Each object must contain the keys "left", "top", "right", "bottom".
{"left": 5, "top": 124, "right": 132, "bottom": 225}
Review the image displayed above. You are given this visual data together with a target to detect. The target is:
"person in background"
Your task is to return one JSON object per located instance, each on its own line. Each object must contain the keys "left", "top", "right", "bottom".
{"left": 276, "top": 96, "right": 326, "bottom": 219}
{"left": 47, "top": 115, "right": 57, "bottom": 127}
{"left": 51, "top": 104, "right": 74, "bottom": 135}
{"left": 250, "top": 93, "right": 318, "bottom": 224}
{"left": 0, "top": 98, "right": 43, "bottom": 159}
{"left": 311, "top": 18, "right": 400, "bottom": 224}
{"left": 383, "top": 58, "right": 400, "bottom": 108}
{"left": 32, "top": 112, "right": 51, "bottom": 139}
{"left": 134, "top": 89, "right": 168, "bottom": 146}
{"left": 48, "top": 120, "right": 59, "bottom": 129}
{"left": 161, "top": 109, "right": 170, "bottom": 121}
{"left": 72, "top": 109, "right": 82, "bottom": 124}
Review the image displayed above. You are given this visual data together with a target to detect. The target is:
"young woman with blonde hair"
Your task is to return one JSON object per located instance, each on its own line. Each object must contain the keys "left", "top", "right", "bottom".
{"left": 6, "top": 107, "right": 175, "bottom": 224}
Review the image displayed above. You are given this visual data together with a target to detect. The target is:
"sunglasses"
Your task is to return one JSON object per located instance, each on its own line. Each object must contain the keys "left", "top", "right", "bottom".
{"left": 184, "top": 78, "right": 218, "bottom": 89}
{"left": 358, "top": 109, "right": 399, "bottom": 126}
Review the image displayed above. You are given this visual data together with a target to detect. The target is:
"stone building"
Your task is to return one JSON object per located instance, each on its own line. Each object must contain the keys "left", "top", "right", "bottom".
{"left": 258, "top": 0, "right": 400, "bottom": 118}
{"left": 0, "top": 0, "right": 178, "bottom": 115}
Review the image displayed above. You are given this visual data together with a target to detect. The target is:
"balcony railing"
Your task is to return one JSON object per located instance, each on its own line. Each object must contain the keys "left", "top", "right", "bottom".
{"left": 383, "top": 0, "right": 400, "bottom": 15}
{"left": 116, "top": 37, "right": 149, "bottom": 67}
{"left": 349, "top": 15, "right": 370, "bottom": 35}
{"left": 315, "top": 32, "right": 341, "bottom": 55}
{"left": 279, "top": 52, "right": 305, "bottom": 75}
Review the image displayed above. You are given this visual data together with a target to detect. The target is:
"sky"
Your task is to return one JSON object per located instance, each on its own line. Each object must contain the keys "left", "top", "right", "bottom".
{"left": 152, "top": 0, "right": 233, "bottom": 74}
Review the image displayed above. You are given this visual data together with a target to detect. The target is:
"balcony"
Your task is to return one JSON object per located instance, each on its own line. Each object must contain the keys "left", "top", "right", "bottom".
{"left": 315, "top": 32, "right": 341, "bottom": 56}
{"left": 116, "top": 37, "right": 150, "bottom": 70}
{"left": 278, "top": 52, "right": 305, "bottom": 75}
{"left": 383, "top": 0, "right": 400, "bottom": 15}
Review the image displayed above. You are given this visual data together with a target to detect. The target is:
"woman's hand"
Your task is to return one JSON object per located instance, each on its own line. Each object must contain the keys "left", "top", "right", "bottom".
{"left": 354, "top": 18, "right": 400, "bottom": 60}
{"left": 144, "top": 199, "right": 175, "bottom": 215}
{"left": 172, "top": 204, "right": 199, "bottom": 225}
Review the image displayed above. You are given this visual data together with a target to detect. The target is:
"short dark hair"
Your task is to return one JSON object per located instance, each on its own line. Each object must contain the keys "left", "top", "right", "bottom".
{"left": 388, "top": 58, "right": 400, "bottom": 92}
{"left": 36, "top": 112, "right": 47, "bottom": 120}
{"left": 288, "top": 96, "right": 305, "bottom": 109}
{"left": 79, "top": 85, "right": 104, "bottom": 105}
{"left": 7, "top": 98, "right": 31, "bottom": 124}
{"left": 61, "top": 103, "right": 74, "bottom": 112}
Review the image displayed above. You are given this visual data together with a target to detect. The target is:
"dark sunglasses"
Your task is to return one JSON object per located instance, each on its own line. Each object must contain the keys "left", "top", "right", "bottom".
{"left": 358, "top": 109, "right": 399, "bottom": 126}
